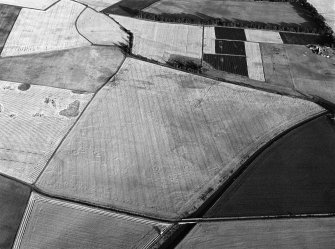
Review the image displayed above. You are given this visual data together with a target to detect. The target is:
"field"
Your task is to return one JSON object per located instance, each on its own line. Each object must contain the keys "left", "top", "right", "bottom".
{"left": 205, "top": 115, "right": 335, "bottom": 218}
{"left": 245, "top": 29, "right": 282, "bottom": 44}
{"left": 214, "top": 27, "right": 246, "bottom": 41}
{"left": 307, "top": 0, "right": 335, "bottom": 29}
{"left": 0, "top": 0, "right": 58, "bottom": 10}
{"left": 0, "top": 81, "right": 92, "bottom": 183}
{"left": 260, "top": 43, "right": 294, "bottom": 88}
{"left": 0, "top": 175, "right": 30, "bottom": 249}
{"left": 215, "top": 40, "right": 245, "bottom": 55}
{"left": 13, "top": 193, "right": 171, "bottom": 249}
{"left": 103, "top": 0, "right": 160, "bottom": 16}
{"left": 77, "top": 8, "right": 129, "bottom": 46}
{"left": 245, "top": 42, "right": 265, "bottom": 82}
{"left": 0, "top": 4, "right": 20, "bottom": 54}
{"left": 111, "top": 14, "right": 202, "bottom": 63}
{"left": 280, "top": 32, "right": 324, "bottom": 45}
{"left": 36, "top": 58, "right": 323, "bottom": 220}
{"left": 144, "top": 0, "right": 316, "bottom": 28}
{"left": 285, "top": 45, "right": 335, "bottom": 104}
{"left": 203, "top": 54, "right": 248, "bottom": 76}
{"left": 176, "top": 217, "right": 335, "bottom": 249}
{"left": 76, "top": 0, "right": 121, "bottom": 11}
{"left": 0, "top": 46, "right": 125, "bottom": 92}
{"left": 1, "top": 0, "right": 90, "bottom": 57}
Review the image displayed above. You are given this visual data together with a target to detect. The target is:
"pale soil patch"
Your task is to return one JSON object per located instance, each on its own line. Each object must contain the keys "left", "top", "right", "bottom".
{"left": 245, "top": 29, "right": 283, "bottom": 44}
{"left": 0, "top": 0, "right": 58, "bottom": 10}
{"left": 36, "top": 58, "right": 323, "bottom": 220}
{"left": 203, "top": 27, "right": 216, "bottom": 54}
{"left": 13, "top": 193, "right": 171, "bottom": 249}
{"left": 176, "top": 217, "right": 335, "bottom": 249}
{"left": 260, "top": 43, "right": 294, "bottom": 88}
{"left": 111, "top": 14, "right": 202, "bottom": 62}
{"left": 77, "top": 8, "right": 129, "bottom": 46}
{"left": 245, "top": 42, "right": 265, "bottom": 81}
{"left": 75, "top": 0, "right": 121, "bottom": 11}
{"left": 1, "top": 0, "right": 90, "bottom": 57}
{"left": 0, "top": 46, "right": 125, "bottom": 92}
{"left": 144, "top": 0, "right": 313, "bottom": 26}
{"left": 0, "top": 81, "right": 92, "bottom": 183}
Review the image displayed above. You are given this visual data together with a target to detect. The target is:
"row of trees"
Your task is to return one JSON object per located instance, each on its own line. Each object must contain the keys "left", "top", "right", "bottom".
{"left": 118, "top": 0, "right": 334, "bottom": 45}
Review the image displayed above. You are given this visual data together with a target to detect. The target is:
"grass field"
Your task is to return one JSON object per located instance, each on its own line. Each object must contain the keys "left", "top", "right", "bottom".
{"left": 176, "top": 217, "right": 335, "bottom": 249}
{"left": 260, "top": 43, "right": 294, "bottom": 88}
{"left": 203, "top": 54, "right": 248, "bottom": 76}
{"left": 1, "top": 0, "right": 90, "bottom": 57}
{"left": 205, "top": 115, "right": 335, "bottom": 218}
{"left": 0, "top": 4, "right": 20, "bottom": 54}
{"left": 245, "top": 42, "right": 265, "bottom": 81}
{"left": 111, "top": 14, "right": 202, "bottom": 63}
{"left": 77, "top": 8, "right": 129, "bottom": 46}
{"left": 13, "top": 193, "right": 171, "bottom": 249}
{"left": 0, "top": 46, "right": 125, "bottom": 92}
{"left": 144, "top": 0, "right": 316, "bottom": 28}
{"left": 285, "top": 45, "right": 335, "bottom": 104}
{"left": 36, "top": 58, "right": 323, "bottom": 220}
{"left": 0, "top": 0, "right": 58, "bottom": 10}
{"left": 245, "top": 29, "right": 282, "bottom": 44}
{"left": 0, "top": 81, "right": 92, "bottom": 183}
{"left": 0, "top": 175, "right": 30, "bottom": 249}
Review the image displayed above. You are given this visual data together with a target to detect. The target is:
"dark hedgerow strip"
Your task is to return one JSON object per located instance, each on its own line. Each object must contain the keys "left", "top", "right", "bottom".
{"left": 102, "top": 0, "right": 160, "bottom": 16}
{"left": 215, "top": 40, "right": 246, "bottom": 55}
{"left": 203, "top": 54, "right": 248, "bottom": 77}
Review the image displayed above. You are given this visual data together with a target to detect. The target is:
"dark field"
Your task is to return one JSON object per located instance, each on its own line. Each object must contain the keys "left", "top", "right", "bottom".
{"left": 280, "top": 32, "right": 324, "bottom": 45}
{"left": 203, "top": 54, "right": 248, "bottom": 76}
{"left": 0, "top": 4, "right": 21, "bottom": 54}
{"left": 214, "top": 27, "right": 246, "bottom": 41}
{"left": 0, "top": 176, "right": 31, "bottom": 249}
{"left": 102, "top": 0, "right": 160, "bottom": 16}
{"left": 205, "top": 115, "right": 335, "bottom": 218}
{"left": 215, "top": 40, "right": 245, "bottom": 55}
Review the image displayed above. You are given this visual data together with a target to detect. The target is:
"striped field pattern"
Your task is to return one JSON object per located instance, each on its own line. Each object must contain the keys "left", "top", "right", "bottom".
{"left": 1, "top": 0, "right": 90, "bottom": 57}
{"left": 0, "top": 81, "right": 92, "bottom": 183}
{"left": 176, "top": 217, "right": 335, "bottom": 249}
{"left": 36, "top": 58, "right": 324, "bottom": 220}
{"left": 13, "top": 192, "right": 171, "bottom": 249}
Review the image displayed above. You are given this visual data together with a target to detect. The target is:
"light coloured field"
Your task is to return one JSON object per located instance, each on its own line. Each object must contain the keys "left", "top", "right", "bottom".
{"left": 111, "top": 14, "right": 202, "bottom": 63}
{"left": 0, "top": 81, "right": 92, "bottom": 183}
{"left": 176, "top": 217, "right": 335, "bottom": 249}
{"left": 308, "top": 0, "right": 335, "bottom": 29}
{"left": 260, "top": 43, "right": 294, "bottom": 88}
{"left": 77, "top": 8, "right": 129, "bottom": 46}
{"left": 203, "top": 27, "right": 216, "bottom": 53}
{"left": 76, "top": 0, "right": 121, "bottom": 11}
{"left": 13, "top": 192, "right": 171, "bottom": 249}
{"left": 0, "top": 46, "right": 125, "bottom": 92}
{"left": 0, "top": 0, "right": 58, "bottom": 10}
{"left": 144, "top": 0, "right": 313, "bottom": 26}
{"left": 245, "top": 42, "right": 265, "bottom": 81}
{"left": 36, "top": 58, "right": 323, "bottom": 220}
{"left": 245, "top": 29, "right": 283, "bottom": 44}
{"left": 1, "top": 0, "right": 90, "bottom": 57}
